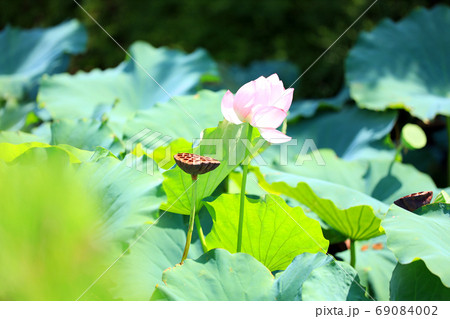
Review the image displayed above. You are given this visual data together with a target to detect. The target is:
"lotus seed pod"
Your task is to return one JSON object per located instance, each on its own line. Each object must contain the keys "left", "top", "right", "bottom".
{"left": 173, "top": 153, "right": 220, "bottom": 177}
{"left": 394, "top": 191, "right": 433, "bottom": 212}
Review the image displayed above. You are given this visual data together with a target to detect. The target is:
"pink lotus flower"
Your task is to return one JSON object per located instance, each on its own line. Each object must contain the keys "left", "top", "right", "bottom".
{"left": 221, "top": 74, "right": 293, "bottom": 143}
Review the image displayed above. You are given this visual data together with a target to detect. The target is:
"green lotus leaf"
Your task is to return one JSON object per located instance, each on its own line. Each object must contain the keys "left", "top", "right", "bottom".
{"left": 274, "top": 252, "right": 368, "bottom": 301}
{"left": 106, "top": 212, "right": 204, "bottom": 301}
{"left": 1, "top": 143, "right": 170, "bottom": 300}
{"left": 0, "top": 102, "right": 35, "bottom": 131}
{"left": 1, "top": 143, "right": 163, "bottom": 249}
{"left": 0, "top": 149, "right": 113, "bottom": 300}
{"left": 0, "top": 142, "right": 92, "bottom": 163}
{"left": 260, "top": 149, "right": 437, "bottom": 205}
{"left": 288, "top": 87, "right": 349, "bottom": 120}
{"left": 360, "top": 158, "right": 436, "bottom": 204}
{"left": 382, "top": 203, "right": 450, "bottom": 287}
{"left": 337, "top": 235, "right": 397, "bottom": 301}
{"left": 227, "top": 170, "right": 268, "bottom": 198}
{"left": 390, "top": 260, "right": 450, "bottom": 301}
{"left": 204, "top": 194, "right": 329, "bottom": 271}
{"left": 151, "top": 249, "right": 275, "bottom": 301}
{"left": 36, "top": 90, "right": 224, "bottom": 156}
{"left": 76, "top": 156, "right": 165, "bottom": 246}
{"left": 261, "top": 107, "right": 397, "bottom": 163}
{"left": 252, "top": 165, "right": 387, "bottom": 241}
{"left": 346, "top": 6, "right": 450, "bottom": 121}
{"left": 0, "top": 19, "right": 87, "bottom": 100}
{"left": 228, "top": 169, "right": 347, "bottom": 244}
{"left": 37, "top": 41, "right": 217, "bottom": 125}
{"left": 301, "top": 258, "right": 369, "bottom": 301}
{"left": 250, "top": 149, "right": 438, "bottom": 241}
{"left": 123, "top": 90, "right": 224, "bottom": 148}
{"left": 273, "top": 252, "right": 333, "bottom": 300}
{"left": 401, "top": 123, "right": 427, "bottom": 150}
{"left": 147, "top": 138, "right": 192, "bottom": 169}
{"left": 0, "top": 130, "right": 48, "bottom": 144}
{"left": 160, "top": 121, "right": 265, "bottom": 215}
{"left": 50, "top": 119, "right": 120, "bottom": 152}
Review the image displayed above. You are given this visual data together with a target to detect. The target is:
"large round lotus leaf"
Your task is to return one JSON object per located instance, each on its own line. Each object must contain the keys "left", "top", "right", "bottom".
{"left": 76, "top": 156, "right": 165, "bottom": 246}
{"left": 151, "top": 249, "right": 275, "bottom": 301}
{"left": 0, "top": 19, "right": 86, "bottom": 100}
{"left": 401, "top": 123, "right": 427, "bottom": 150}
{"left": 258, "top": 149, "right": 437, "bottom": 205}
{"left": 50, "top": 119, "right": 119, "bottom": 152}
{"left": 337, "top": 235, "right": 397, "bottom": 301}
{"left": 261, "top": 107, "right": 397, "bottom": 162}
{"left": 204, "top": 194, "right": 328, "bottom": 271}
{"left": 36, "top": 90, "right": 224, "bottom": 156}
{"left": 253, "top": 166, "right": 385, "bottom": 241}
{"left": 0, "top": 131, "right": 48, "bottom": 144}
{"left": 291, "top": 254, "right": 369, "bottom": 301}
{"left": 273, "top": 253, "right": 333, "bottom": 301}
{"left": 106, "top": 213, "right": 204, "bottom": 301}
{"left": 228, "top": 169, "right": 348, "bottom": 245}
{"left": 346, "top": 6, "right": 450, "bottom": 121}
{"left": 273, "top": 252, "right": 368, "bottom": 301}
{"left": 123, "top": 90, "right": 224, "bottom": 147}
{"left": 0, "top": 102, "right": 35, "bottom": 131}
{"left": 288, "top": 87, "right": 349, "bottom": 120}
{"left": 0, "top": 142, "right": 93, "bottom": 163}
{"left": 37, "top": 42, "right": 217, "bottom": 124}
{"left": 357, "top": 158, "right": 436, "bottom": 204}
{"left": 382, "top": 204, "right": 450, "bottom": 287}
{"left": 390, "top": 260, "right": 450, "bottom": 301}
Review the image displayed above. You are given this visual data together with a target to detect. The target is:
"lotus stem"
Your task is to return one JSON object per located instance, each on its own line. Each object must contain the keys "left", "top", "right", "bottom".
{"left": 350, "top": 239, "right": 356, "bottom": 268}
{"left": 281, "top": 116, "right": 288, "bottom": 134}
{"left": 180, "top": 175, "right": 198, "bottom": 264}
{"left": 394, "top": 144, "right": 403, "bottom": 163}
{"left": 195, "top": 214, "right": 208, "bottom": 253}
{"left": 237, "top": 124, "right": 253, "bottom": 253}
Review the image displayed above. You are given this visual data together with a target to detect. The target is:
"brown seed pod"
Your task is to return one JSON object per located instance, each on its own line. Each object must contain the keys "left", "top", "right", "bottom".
{"left": 173, "top": 153, "right": 220, "bottom": 177}
{"left": 394, "top": 191, "right": 433, "bottom": 212}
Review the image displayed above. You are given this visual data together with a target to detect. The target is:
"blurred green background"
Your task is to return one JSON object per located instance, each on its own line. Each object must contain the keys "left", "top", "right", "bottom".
{"left": 0, "top": 0, "right": 443, "bottom": 98}
{"left": 0, "top": 148, "right": 113, "bottom": 300}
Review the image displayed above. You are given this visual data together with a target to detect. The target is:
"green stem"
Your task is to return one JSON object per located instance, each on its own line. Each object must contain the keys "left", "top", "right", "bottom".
{"left": 447, "top": 117, "right": 450, "bottom": 185}
{"left": 195, "top": 214, "right": 208, "bottom": 253}
{"left": 281, "top": 116, "right": 288, "bottom": 135}
{"left": 394, "top": 144, "right": 403, "bottom": 163}
{"left": 350, "top": 239, "right": 356, "bottom": 268}
{"left": 237, "top": 124, "right": 253, "bottom": 253}
{"left": 181, "top": 176, "right": 197, "bottom": 264}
